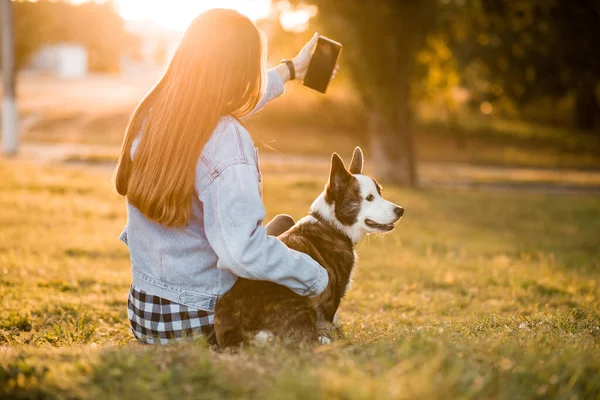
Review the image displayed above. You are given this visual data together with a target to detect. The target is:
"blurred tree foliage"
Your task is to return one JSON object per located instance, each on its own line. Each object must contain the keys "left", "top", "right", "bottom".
{"left": 3, "top": 0, "right": 139, "bottom": 72}
{"left": 448, "top": 0, "right": 600, "bottom": 131}
{"left": 298, "top": 0, "right": 599, "bottom": 184}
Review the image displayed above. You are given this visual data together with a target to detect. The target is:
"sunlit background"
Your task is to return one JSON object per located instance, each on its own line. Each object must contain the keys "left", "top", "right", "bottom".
{"left": 70, "top": 0, "right": 316, "bottom": 32}
{"left": 6, "top": 0, "right": 600, "bottom": 174}
{"left": 116, "top": 0, "right": 273, "bottom": 30}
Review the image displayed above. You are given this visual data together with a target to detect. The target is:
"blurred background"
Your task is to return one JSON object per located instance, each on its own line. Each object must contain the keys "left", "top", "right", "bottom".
{"left": 1, "top": 0, "right": 600, "bottom": 190}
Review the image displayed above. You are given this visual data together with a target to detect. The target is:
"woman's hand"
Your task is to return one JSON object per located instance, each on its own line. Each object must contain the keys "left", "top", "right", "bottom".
{"left": 292, "top": 33, "right": 340, "bottom": 81}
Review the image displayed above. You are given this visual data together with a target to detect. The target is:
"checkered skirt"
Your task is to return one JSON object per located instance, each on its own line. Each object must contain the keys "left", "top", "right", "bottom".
{"left": 127, "top": 285, "right": 216, "bottom": 345}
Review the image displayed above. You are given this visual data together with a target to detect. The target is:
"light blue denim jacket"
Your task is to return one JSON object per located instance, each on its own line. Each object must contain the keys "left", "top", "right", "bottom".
{"left": 119, "top": 69, "right": 329, "bottom": 312}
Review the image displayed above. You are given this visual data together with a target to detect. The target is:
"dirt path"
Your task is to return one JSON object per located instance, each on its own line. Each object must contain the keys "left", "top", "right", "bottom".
{"left": 8, "top": 141, "right": 600, "bottom": 196}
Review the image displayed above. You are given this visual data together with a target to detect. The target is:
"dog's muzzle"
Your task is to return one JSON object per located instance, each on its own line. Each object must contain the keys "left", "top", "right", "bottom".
{"left": 365, "top": 219, "right": 395, "bottom": 231}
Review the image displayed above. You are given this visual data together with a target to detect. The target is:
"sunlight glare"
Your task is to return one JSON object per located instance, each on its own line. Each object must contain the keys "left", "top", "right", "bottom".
{"left": 277, "top": 1, "right": 318, "bottom": 33}
{"left": 116, "top": 0, "right": 273, "bottom": 31}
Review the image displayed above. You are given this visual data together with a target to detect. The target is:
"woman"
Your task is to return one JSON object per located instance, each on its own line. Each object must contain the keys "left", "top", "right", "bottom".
{"left": 115, "top": 9, "right": 335, "bottom": 345}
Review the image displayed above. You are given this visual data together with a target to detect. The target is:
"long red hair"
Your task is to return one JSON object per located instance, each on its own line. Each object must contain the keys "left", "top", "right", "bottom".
{"left": 115, "top": 9, "right": 264, "bottom": 227}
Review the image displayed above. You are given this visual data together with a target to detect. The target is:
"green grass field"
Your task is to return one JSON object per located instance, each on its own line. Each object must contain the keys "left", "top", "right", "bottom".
{"left": 1, "top": 159, "right": 599, "bottom": 399}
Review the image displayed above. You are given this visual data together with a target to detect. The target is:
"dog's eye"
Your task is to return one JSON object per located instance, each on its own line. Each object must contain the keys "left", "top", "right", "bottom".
{"left": 366, "top": 194, "right": 374, "bottom": 201}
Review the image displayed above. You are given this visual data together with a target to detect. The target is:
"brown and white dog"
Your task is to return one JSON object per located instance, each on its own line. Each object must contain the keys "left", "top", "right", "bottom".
{"left": 214, "top": 147, "right": 404, "bottom": 347}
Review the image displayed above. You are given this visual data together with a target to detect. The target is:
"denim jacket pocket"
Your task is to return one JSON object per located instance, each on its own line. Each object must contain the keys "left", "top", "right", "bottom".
{"left": 178, "top": 291, "right": 218, "bottom": 312}
{"left": 254, "top": 147, "right": 263, "bottom": 197}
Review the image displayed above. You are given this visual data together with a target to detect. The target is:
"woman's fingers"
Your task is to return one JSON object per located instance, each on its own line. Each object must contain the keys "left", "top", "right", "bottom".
{"left": 293, "top": 32, "right": 319, "bottom": 78}
{"left": 304, "top": 33, "right": 319, "bottom": 53}
{"left": 299, "top": 33, "right": 319, "bottom": 64}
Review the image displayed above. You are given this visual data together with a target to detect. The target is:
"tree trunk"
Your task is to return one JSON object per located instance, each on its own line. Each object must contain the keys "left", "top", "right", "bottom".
{"left": 368, "top": 108, "right": 418, "bottom": 187}
{"left": 398, "top": 101, "right": 417, "bottom": 187}
{"left": 573, "top": 81, "right": 598, "bottom": 132}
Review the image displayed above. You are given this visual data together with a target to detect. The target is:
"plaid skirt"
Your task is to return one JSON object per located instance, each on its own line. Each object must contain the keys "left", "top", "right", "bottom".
{"left": 127, "top": 285, "right": 217, "bottom": 345}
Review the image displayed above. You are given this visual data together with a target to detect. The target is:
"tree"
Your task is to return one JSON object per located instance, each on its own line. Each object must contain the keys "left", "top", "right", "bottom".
{"left": 305, "top": 1, "right": 438, "bottom": 186}
{"left": 450, "top": 0, "right": 600, "bottom": 131}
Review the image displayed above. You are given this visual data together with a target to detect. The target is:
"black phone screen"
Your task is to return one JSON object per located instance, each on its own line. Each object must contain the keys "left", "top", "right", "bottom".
{"left": 303, "top": 37, "right": 342, "bottom": 94}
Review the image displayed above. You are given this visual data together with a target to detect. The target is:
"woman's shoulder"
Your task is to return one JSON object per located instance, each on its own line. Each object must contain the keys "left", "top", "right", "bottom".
{"left": 203, "top": 116, "right": 255, "bottom": 163}
{"left": 195, "top": 116, "right": 257, "bottom": 189}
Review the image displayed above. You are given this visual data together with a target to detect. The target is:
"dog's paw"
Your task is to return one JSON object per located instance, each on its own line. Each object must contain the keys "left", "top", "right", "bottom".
{"left": 318, "top": 336, "right": 331, "bottom": 345}
{"left": 253, "top": 330, "right": 274, "bottom": 346}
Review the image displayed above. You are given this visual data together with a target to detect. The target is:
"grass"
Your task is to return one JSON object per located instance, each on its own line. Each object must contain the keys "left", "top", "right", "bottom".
{"left": 1, "top": 159, "right": 599, "bottom": 399}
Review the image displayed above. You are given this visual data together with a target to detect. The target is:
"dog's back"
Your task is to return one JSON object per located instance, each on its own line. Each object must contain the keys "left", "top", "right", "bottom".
{"left": 214, "top": 218, "right": 354, "bottom": 347}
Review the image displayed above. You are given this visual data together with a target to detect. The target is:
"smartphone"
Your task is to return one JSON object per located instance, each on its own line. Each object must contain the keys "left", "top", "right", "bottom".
{"left": 303, "top": 36, "right": 342, "bottom": 94}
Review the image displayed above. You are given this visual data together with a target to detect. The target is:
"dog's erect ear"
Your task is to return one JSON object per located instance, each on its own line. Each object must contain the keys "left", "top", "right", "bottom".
{"left": 349, "top": 147, "right": 364, "bottom": 174}
{"left": 328, "top": 153, "right": 352, "bottom": 194}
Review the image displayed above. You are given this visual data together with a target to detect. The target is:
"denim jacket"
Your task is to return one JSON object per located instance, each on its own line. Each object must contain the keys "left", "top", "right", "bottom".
{"left": 119, "top": 69, "right": 329, "bottom": 312}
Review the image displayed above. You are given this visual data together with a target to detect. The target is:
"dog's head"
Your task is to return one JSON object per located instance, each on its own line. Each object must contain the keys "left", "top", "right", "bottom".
{"left": 311, "top": 147, "right": 404, "bottom": 243}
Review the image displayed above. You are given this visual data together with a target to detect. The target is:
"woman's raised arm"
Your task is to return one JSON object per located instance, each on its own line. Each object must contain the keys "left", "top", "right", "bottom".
{"left": 242, "top": 33, "right": 340, "bottom": 119}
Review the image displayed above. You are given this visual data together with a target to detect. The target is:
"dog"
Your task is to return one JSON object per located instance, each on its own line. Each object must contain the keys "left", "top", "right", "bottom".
{"left": 214, "top": 147, "right": 404, "bottom": 347}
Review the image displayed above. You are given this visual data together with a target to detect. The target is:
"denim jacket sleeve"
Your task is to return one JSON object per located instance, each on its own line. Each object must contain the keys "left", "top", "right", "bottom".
{"left": 239, "top": 68, "right": 285, "bottom": 121}
{"left": 197, "top": 162, "right": 329, "bottom": 298}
